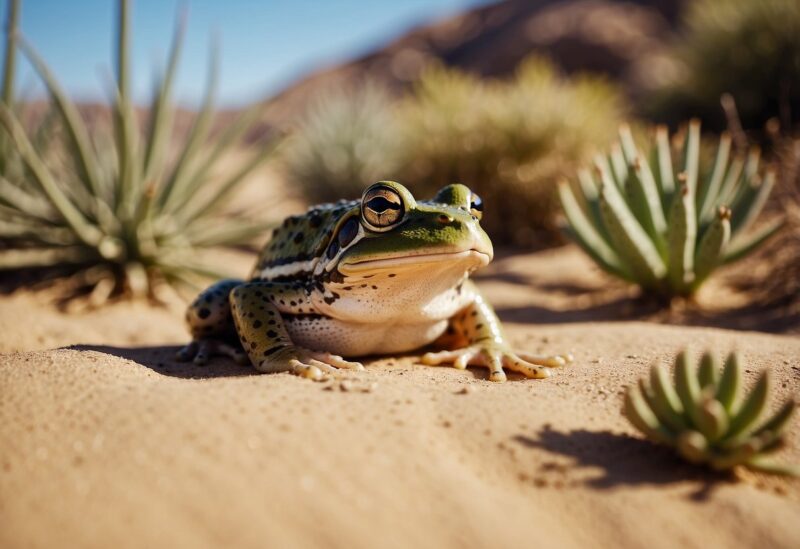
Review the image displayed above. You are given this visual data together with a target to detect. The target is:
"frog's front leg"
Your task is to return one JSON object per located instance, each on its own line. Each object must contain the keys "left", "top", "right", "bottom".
{"left": 228, "top": 281, "right": 364, "bottom": 380}
{"left": 422, "top": 282, "right": 572, "bottom": 382}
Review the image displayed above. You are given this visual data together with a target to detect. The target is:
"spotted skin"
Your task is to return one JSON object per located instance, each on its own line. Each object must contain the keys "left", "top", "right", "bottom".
{"left": 177, "top": 181, "right": 572, "bottom": 381}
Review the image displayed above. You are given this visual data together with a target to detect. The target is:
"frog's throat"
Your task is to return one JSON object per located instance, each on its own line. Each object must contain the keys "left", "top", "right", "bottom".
{"left": 338, "top": 249, "right": 490, "bottom": 275}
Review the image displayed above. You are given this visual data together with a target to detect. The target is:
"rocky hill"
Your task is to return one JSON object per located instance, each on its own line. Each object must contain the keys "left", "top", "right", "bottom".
{"left": 261, "top": 0, "right": 686, "bottom": 125}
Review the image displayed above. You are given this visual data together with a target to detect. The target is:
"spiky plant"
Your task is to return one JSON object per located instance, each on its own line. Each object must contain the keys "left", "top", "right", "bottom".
{"left": 559, "top": 120, "right": 782, "bottom": 298}
{"left": 624, "top": 350, "right": 797, "bottom": 475}
{"left": 0, "top": 0, "right": 276, "bottom": 300}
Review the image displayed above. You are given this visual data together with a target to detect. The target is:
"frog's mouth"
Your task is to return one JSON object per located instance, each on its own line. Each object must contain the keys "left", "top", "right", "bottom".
{"left": 339, "top": 249, "right": 490, "bottom": 275}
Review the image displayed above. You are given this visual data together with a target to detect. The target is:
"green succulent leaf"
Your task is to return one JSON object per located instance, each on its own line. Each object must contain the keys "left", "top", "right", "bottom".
{"left": 716, "top": 352, "right": 742, "bottom": 413}
{"left": 697, "top": 351, "right": 720, "bottom": 389}
{"left": 726, "top": 371, "right": 770, "bottom": 439}
{"left": 623, "top": 349, "right": 797, "bottom": 476}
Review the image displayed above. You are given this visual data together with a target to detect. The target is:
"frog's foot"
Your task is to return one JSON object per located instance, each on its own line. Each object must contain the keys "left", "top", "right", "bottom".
{"left": 262, "top": 348, "right": 364, "bottom": 381}
{"left": 175, "top": 339, "right": 249, "bottom": 366}
{"left": 422, "top": 345, "right": 573, "bottom": 382}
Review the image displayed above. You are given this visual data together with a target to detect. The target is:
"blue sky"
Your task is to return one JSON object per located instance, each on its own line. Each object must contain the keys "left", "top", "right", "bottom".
{"left": 4, "top": 0, "right": 489, "bottom": 107}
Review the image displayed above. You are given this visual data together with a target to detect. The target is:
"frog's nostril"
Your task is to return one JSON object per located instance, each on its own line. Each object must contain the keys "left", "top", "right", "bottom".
{"left": 438, "top": 214, "right": 453, "bottom": 224}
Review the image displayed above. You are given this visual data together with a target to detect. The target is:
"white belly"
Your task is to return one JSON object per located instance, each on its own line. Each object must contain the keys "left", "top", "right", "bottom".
{"left": 285, "top": 316, "right": 448, "bottom": 357}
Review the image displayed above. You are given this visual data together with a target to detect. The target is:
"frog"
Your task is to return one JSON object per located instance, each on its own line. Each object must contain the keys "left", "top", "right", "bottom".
{"left": 176, "top": 181, "right": 572, "bottom": 381}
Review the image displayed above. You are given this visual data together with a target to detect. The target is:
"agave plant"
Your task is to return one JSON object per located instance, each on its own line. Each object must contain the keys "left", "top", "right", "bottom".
{"left": 0, "top": 0, "right": 276, "bottom": 300}
{"left": 559, "top": 120, "right": 782, "bottom": 298}
{"left": 624, "top": 350, "right": 797, "bottom": 475}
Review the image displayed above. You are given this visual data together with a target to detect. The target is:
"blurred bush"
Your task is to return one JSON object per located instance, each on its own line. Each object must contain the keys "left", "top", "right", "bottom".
{"left": 281, "top": 84, "right": 402, "bottom": 203}
{"left": 399, "top": 58, "right": 622, "bottom": 245}
{"left": 283, "top": 56, "right": 623, "bottom": 246}
{"left": 647, "top": 0, "right": 800, "bottom": 130}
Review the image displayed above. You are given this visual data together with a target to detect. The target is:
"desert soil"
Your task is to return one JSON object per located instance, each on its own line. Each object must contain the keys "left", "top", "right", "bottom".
{"left": 1, "top": 246, "right": 799, "bottom": 549}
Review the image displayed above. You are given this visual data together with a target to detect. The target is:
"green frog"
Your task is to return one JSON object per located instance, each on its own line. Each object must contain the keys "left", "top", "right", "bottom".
{"left": 177, "top": 181, "right": 572, "bottom": 381}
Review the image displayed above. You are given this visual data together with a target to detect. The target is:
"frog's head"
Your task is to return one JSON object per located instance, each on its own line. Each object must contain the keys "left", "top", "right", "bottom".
{"left": 325, "top": 181, "right": 493, "bottom": 279}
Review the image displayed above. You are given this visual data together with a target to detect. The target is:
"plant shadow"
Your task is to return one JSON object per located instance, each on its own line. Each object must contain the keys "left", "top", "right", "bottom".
{"left": 515, "top": 425, "right": 731, "bottom": 501}
{"left": 69, "top": 344, "right": 255, "bottom": 379}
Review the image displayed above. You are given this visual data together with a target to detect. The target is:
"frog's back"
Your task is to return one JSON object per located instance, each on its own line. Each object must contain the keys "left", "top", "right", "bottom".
{"left": 250, "top": 200, "right": 358, "bottom": 280}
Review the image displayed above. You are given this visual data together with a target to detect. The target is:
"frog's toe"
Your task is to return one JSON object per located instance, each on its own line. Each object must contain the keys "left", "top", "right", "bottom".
{"left": 516, "top": 351, "right": 573, "bottom": 368}
{"left": 175, "top": 341, "right": 198, "bottom": 362}
{"left": 307, "top": 351, "right": 364, "bottom": 371}
{"left": 193, "top": 341, "right": 213, "bottom": 365}
{"left": 503, "top": 354, "right": 551, "bottom": 379}
{"left": 176, "top": 339, "right": 248, "bottom": 366}
{"left": 422, "top": 349, "right": 474, "bottom": 370}
{"left": 288, "top": 359, "right": 325, "bottom": 380}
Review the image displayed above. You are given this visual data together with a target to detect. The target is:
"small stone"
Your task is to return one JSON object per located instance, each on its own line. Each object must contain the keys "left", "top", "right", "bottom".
{"left": 456, "top": 386, "right": 476, "bottom": 395}
{"left": 339, "top": 380, "right": 353, "bottom": 392}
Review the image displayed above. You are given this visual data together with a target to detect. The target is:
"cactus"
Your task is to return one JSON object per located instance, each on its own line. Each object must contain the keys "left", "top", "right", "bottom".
{"left": 0, "top": 0, "right": 276, "bottom": 300}
{"left": 559, "top": 120, "right": 782, "bottom": 297}
{"left": 624, "top": 350, "right": 798, "bottom": 476}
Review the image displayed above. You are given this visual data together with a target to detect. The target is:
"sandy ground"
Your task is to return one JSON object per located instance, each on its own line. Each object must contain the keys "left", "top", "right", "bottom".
{"left": 1, "top": 246, "right": 799, "bottom": 549}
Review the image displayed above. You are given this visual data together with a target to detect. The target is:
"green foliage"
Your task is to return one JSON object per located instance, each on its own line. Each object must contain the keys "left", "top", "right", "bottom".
{"left": 282, "top": 84, "right": 401, "bottom": 203}
{"left": 648, "top": 0, "right": 800, "bottom": 128}
{"left": 398, "top": 58, "right": 623, "bottom": 245}
{"left": 0, "top": 0, "right": 276, "bottom": 299}
{"left": 283, "top": 57, "right": 623, "bottom": 245}
{"left": 559, "top": 120, "right": 782, "bottom": 298}
{"left": 624, "top": 349, "right": 798, "bottom": 476}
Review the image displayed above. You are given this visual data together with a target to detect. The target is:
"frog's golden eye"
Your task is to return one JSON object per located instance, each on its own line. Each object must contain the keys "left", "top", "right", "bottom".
{"left": 470, "top": 192, "right": 483, "bottom": 220}
{"left": 361, "top": 185, "right": 404, "bottom": 230}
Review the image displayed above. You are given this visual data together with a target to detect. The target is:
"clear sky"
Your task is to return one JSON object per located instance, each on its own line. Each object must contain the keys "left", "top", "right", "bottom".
{"left": 3, "top": 0, "right": 489, "bottom": 108}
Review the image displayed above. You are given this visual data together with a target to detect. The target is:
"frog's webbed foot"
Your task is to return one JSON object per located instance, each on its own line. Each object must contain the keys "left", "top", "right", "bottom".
{"left": 422, "top": 343, "right": 573, "bottom": 382}
{"left": 176, "top": 339, "right": 249, "bottom": 366}
{"left": 277, "top": 348, "right": 364, "bottom": 381}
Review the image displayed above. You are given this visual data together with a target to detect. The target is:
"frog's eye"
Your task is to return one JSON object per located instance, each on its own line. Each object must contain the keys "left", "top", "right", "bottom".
{"left": 361, "top": 185, "right": 404, "bottom": 230}
{"left": 470, "top": 193, "right": 483, "bottom": 220}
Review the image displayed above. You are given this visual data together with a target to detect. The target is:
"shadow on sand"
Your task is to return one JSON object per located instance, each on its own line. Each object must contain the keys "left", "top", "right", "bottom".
{"left": 515, "top": 425, "right": 730, "bottom": 501}
{"left": 69, "top": 344, "right": 255, "bottom": 379}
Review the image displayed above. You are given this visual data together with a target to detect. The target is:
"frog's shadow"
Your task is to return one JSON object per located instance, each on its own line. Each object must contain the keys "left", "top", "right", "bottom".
{"left": 69, "top": 344, "right": 510, "bottom": 382}
{"left": 69, "top": 344, "right": 255, "bottom": 379}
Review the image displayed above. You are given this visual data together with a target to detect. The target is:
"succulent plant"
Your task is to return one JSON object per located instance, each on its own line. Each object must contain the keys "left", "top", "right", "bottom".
{"left": 624, "top": 350, "right": 798, "bottom": 475}
{"left": 0, "top": 0, "right": 276, "bottom": 301}
{"left": 559, "top": 120, "right": 782, "bottom": 298}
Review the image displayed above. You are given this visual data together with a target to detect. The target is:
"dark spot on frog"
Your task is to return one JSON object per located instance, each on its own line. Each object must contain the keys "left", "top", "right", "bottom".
{"left": 253, "top": 320, "right": 262, "bottom": 329}
{"left": 309, "top": 213, "right": 323, "bottom": 228}
{"left": 198, "top": 308, "right": 211, "bottom": 319}
{"left": 327, "top": 240, "right": 339, "bottom": 259}
{"left": 337, "top": 217, "right": 359, "bottom": 248}
{"left": 266, "top": 330, "right": 278, "bottom": 338}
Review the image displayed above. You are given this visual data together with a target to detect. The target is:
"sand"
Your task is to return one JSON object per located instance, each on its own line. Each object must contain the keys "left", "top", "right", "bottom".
{"left": 1, "top": 246, "right": 799, "bottom": 549}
